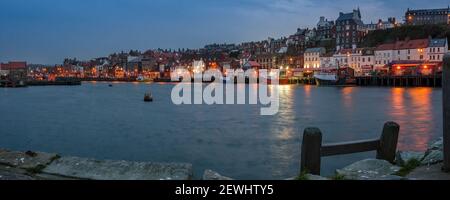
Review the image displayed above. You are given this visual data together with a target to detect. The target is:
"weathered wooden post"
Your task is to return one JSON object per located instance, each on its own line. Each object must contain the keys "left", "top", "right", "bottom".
{"left": 376, "top": 122, "right": 400, "bottom": 163}
{"left": 301, "top": 127, "right": 322, "bottom": 175}
{"left": 443, "top": 53, "right": 450, "bottom": 172}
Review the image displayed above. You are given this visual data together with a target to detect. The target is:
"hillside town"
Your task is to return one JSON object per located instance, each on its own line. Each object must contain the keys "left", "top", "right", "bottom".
{"left": 1, "top": 6, "right": 449, "bottom": 87}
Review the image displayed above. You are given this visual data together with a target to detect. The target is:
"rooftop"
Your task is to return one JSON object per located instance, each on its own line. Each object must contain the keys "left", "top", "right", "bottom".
{"left": 429, "top": 38, "right": 448, "bottom": 47}
{"left": 305, "top": 47, "right": 326, "bottom": 53}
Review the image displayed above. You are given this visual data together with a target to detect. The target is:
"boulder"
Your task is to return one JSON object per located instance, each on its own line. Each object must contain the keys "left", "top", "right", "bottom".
{"left": 395, "top": 151, "right": 425, "bottom": 166}
{"left": 421, "top": 150, "right": 443, "bottom": 165}
{"left": 0, "top": 170, "right": 35, "bottom": 180}
{"left": 202, "top": 170, "right": 233, "bottom": 180}
{"left": 0, "top": 149, "right": 59, "bottom": 171}
{"left": 336, "top": 159, "right": 401, "bottom": 180}
{"left": 42, "top": 156, "right": 193, "bottom": 180}
{"left": 428, "top": 138, "right": 443, "bottom": 151}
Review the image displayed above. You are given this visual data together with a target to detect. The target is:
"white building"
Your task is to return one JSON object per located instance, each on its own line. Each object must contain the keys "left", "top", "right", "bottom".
{"left": 304, "top": 47, "right": 326, "bottom": 69}
{"left": 319, "top": 54, "right": 336, "bottom": 68}
{"left": 374, "top": 43, "right": 395, "bottom": 68}
{"left": 428, "top": 38, "right": 449, "bottom": 62}
{"left": 332, "top": 48, "right": 375, "bottom": 75}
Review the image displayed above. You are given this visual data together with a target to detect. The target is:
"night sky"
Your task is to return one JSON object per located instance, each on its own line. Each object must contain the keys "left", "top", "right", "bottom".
{"left": 1, "top": 0, "right": 449, "bottom": 64}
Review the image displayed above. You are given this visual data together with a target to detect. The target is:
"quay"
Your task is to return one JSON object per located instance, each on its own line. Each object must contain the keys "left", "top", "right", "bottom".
{"left": 27, "top": 80, "right": 81, "bottom": 86}
{"left": 356, "top": 75, "right": 442, "bottom": 87}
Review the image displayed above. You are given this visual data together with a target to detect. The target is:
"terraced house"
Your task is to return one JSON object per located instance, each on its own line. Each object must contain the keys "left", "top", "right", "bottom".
{"left": 335, "top": 8, "right": 367, "bottom": 50}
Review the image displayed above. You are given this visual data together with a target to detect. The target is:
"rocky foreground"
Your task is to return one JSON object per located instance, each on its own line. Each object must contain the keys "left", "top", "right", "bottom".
{"left": 0, "top": 138, "right": 448, "bottom": 180}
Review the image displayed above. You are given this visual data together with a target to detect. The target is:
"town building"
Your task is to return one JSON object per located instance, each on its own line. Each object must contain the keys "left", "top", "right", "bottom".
{"left": 335, "top": 8, "right": 366, "bottom": 50}
{"left": 365, "top": 18, "right": 399, "bottom": 31}
{"left": 374, "top": 38, "right": 429, "bottom": 68}
{"left": 254, "top": 53, "right": 276, "bottom": 69}
{"left": 0, "top": 61, "right": 27, "bottom": 82}
{"left": 374, "top": 38, "right": 448, "bottom": 73}
{"left": 333, "top": 48, "right": 352, "bottom": 68}
{"left": 316, "top": 16, "right": 335, "bottom": 40}
{"left": 319, "top": 53, "right": 336, "bottom": 69}
{"left": 428, "top": 38, "right": 449, "bottom": 62}
{"left": 304, "top": 47, "right": 326, "bottom": 69}
{"left": 349, "top": 48, "right": 375, "bottom": 76}
{"left": 405, "top": 7, "right": 450, "bottom": 25}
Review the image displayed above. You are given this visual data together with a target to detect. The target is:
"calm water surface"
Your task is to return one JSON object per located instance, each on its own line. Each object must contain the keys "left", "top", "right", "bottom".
{"left": 0, "top": 82, "right": 442, "bottom": 179}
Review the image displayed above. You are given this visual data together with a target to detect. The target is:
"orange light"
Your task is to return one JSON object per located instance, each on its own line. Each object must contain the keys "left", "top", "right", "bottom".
{"left": 423, "top": 65, "right": 428, "bottom": 69}
{"left": 396, "top": 66, "right": 401, "bottom": 70}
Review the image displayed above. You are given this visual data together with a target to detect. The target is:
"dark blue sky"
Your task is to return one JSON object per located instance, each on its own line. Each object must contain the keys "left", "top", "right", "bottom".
{"left": 0, "top": 0, "right": 448, "bottom": 64}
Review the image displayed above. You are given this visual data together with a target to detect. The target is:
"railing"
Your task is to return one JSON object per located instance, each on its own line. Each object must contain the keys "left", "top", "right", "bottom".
{"left": 300, "top": 122, "right": 400, "bottom": 175}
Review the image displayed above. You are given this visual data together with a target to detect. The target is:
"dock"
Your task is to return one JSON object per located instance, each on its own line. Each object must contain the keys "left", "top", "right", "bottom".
{"left": 356, "top": 75, "right": 442, "bottom": 87}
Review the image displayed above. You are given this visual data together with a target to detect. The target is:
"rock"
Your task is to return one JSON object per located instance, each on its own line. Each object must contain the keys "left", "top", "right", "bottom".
{"left": 202, "top": 170, "right": 233, "bottom": 180}
{"left": 407, "top": 164, "right": 450, "bottom": 180}
{"left": 42, "top": 156, "right": 193, "bottom": 180}
{"left": 428, "top": 137, "right": 443, "bottom": 151}
{"left": 0, "top": 170, "right": 35, "bottom": 180}
{"left": 336, "top": 159, "right": 401, "bottom": 180}
{"left": 395, "top": 151, "right": 425, "bottom": 166}
{"left": 421, "top": 150, "right": 443, "bottom": 165}
{"left": 0, "top": 149, "right": 59, "bottom": 171}
{"left": 0, "top": 164, "right": 35, "bottom": 180}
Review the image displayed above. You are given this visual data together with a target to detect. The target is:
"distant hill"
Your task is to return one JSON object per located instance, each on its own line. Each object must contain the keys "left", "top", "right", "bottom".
{"left": 360, "top": 24, "right": 450, "bottom": 48}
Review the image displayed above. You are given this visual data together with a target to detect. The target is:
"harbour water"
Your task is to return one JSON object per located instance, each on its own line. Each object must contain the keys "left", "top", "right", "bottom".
{"left": 0, "top": 82, "right": 443, "bottom": 179}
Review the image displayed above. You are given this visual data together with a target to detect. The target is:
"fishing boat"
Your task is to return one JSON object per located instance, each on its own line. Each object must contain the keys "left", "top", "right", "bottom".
{"left": 136, "top": 75, "right": 145, "bottom": 82}
{"left": 314, "top": 67, "right": 356, "bottom": 86}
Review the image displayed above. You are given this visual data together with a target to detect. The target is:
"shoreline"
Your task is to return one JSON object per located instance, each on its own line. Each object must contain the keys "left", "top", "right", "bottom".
{"left": 1, "top": 137, "right": 447, "bottom": 180}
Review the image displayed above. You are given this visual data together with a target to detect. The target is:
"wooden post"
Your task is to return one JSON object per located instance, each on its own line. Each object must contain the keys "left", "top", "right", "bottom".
{"left": 301, "top": 127, "right": 322, "bottom": 175}
{"left": 376, "top": 122, "right": 400, "bottom": 163}
{"left": 443, "top": 54, "right": 450, "bottom": 172}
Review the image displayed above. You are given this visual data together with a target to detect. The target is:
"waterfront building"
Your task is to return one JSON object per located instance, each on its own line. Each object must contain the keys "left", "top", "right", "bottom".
{"left": 332, "top": 48, "right": 352, "bottom": 68}
{"left": 0, "top": 61, "right": 27, "bottom": 82}
{"left": 427, "top": 38, "right": 449, "bottom": 62}
{"left": 349, "top": 48, "right": 375, "bottom": 76}
{"left": 375, "top": 38, "right": 429, "bottom": 69}
{"left": 304, "top": 47, "right": 326, "bottom": 69}
{"left": 374, "top": 38, "right": 448, "bottom": 74}
{"left": 374, "top": 43, "right": 395, "bottom": 69}
{"left": 316, "top": 16, "right": 335, "bottom": 40}
{"left": 335, "top": 8, "right": 366, "bottom": 50}
{"left": 405, "top": 7, "right": 450, "bottom": 25}
{"left": 319, "top": 53, "right": 336, "bottom": 69}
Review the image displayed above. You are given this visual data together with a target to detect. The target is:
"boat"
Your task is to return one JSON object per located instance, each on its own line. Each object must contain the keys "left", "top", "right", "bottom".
{"left": 136, "top": 75, "right": 145, "bottom": 82}
{"left": 144, "top": 93, "right": 153, "bottom": 102}
{"left": 314, "top": 67, "right": 356, "bottom": 86}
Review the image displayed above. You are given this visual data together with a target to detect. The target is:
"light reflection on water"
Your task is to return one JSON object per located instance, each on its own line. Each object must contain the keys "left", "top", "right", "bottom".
{"left": 0, "top": 83, "right": 443, "bottom": 179}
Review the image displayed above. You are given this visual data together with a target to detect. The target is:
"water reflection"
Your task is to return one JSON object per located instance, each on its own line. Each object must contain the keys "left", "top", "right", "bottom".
{"left": 269, "top": 85, "right": 297, "bottom": 178}
{"left": 341, "top": 87, "right": 354, "bottom": 109}
{"left": 390, "top": 88, "right": 435, "bottom": 151}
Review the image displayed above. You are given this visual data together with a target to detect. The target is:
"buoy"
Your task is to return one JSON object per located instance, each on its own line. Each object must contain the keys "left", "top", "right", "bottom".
{"left": 109, "top": 84, "right": 113, "bottom": 87}
{"left": 144, "top": 93, "right": 153, "bottom": 102}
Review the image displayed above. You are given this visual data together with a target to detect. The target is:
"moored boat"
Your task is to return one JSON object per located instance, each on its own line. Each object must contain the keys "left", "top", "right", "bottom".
{"left": 314, "top": 67, "right": 356, "bottom": 86}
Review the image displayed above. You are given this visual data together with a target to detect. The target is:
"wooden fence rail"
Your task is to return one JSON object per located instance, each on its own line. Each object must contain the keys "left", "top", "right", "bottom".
{"left": 300, "top": 122, "right": 400, "bottom": 175}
